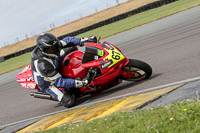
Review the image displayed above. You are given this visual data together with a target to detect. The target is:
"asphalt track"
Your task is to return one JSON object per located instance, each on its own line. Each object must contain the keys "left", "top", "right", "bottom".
{"left": 0, "top": 6, "right": 200, "bottom": 127}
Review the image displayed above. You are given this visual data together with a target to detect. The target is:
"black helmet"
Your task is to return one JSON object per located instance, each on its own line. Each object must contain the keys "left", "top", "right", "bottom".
{"left": 36, "top": 33, "right": 60, "bottom": 56}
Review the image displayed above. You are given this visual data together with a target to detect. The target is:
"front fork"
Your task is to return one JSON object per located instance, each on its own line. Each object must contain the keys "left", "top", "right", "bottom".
{"left": 119, "top": 70, "right": 133, "bottom": 79}
{"left": 119, "top": 58, "right": 133, "bottom": 79}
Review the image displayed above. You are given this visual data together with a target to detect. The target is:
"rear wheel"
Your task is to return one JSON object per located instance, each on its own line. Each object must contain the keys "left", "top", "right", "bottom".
{"left": 61, "top": 91, "right": 76, "bottom": 108}
{"left": 122, "top": 59, "right": 152, "bottom": 81}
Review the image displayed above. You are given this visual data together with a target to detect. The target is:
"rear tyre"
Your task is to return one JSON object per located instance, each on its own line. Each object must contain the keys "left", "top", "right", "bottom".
{"left": 61, "top": 92, "right": 76, "bottom": 108}
{"left": 122, "top": 59, "right": 152, "bottom": 81}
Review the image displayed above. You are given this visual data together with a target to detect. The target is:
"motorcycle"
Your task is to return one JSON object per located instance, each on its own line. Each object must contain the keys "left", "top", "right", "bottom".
{"left": 16, "top": 40, "right": 152, "bottom": 107}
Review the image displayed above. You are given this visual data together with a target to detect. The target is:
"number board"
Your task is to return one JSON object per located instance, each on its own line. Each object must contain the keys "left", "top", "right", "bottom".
{"left": 101, "top": 42, "right": 125, "bottom": 69}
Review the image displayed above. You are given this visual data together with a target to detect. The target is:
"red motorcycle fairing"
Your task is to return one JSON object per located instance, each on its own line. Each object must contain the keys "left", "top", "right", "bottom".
{"left": 15, "top": 64, "right": 39, "bottom": 90}
{"left": 61, "top": 41, "right": 130, "bottom": 93}
{"left": 62, "top": 51, "right": 87, "bottom": 79}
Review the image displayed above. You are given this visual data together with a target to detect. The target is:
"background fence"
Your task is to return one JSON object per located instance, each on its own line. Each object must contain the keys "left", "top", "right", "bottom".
{"left": 2, "top": 0, "right": 177, "bottom": 62}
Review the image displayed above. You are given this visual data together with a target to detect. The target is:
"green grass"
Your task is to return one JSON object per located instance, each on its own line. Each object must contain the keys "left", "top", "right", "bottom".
{"left": 76, "top": 0, "right": 200, "bottom": 38}
{"left": 38, "top": 100, "right": 200, "bottom": 133}
{"left": 0, "top": 0, "right": 200, "bottom": 75}
{"left": 0, "top": 52, "right": 31, "bottom": 74}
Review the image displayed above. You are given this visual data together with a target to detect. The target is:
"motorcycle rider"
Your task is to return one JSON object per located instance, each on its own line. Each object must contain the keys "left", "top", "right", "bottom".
{"left": 31, "top": 32, "right": 97, "bottom": 107}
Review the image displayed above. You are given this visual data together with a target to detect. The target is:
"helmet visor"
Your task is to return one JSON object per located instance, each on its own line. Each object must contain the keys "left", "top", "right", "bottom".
{"left": 47, "top": 44, "right": 60, "bottom": 55}
{"left": 39, "top": 39, "right": 60, "bottom": 56}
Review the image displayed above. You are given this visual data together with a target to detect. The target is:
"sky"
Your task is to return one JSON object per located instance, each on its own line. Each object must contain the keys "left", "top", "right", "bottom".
{"left": 0, "top": 0, "right": 128, "bottom": 47}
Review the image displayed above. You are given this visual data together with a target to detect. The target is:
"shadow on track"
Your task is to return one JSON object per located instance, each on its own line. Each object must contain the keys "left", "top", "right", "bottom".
{"left": 75, "top": 73, "right": 162, "bottom": 106}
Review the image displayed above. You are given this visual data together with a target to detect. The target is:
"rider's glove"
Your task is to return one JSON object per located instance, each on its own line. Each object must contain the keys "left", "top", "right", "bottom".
{"left": 75, "top": 78, "right": 90, "bottom": 88}
{"left": 81, "top": 36, "right": 97, "bottom": 46}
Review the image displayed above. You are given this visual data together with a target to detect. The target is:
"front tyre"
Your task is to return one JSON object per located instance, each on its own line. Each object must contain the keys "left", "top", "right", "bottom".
{"left": 122, "top": 59, "right": 152, "bottom": 81}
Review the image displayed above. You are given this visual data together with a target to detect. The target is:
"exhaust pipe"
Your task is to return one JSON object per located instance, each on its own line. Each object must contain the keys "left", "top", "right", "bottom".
{"left": 30, "top": 92, "right": 57, "bottom": 101}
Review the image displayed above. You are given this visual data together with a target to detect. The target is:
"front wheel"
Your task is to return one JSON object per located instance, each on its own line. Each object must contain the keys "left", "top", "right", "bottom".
{"left": 122, "top": 59, "right": 152, "bottom": 81}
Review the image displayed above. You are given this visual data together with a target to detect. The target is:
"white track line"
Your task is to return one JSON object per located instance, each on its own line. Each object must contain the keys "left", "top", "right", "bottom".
{"left": 1, "top": 76, "right": 200, "bottom": 129}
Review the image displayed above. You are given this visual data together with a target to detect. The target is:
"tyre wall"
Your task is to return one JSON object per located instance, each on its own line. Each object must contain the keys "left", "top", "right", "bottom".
{"left": 3, "top": 0, "right": 177, "bottom": 61}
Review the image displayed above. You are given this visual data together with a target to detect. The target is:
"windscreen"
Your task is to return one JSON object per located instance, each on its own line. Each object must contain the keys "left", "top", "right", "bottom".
{"left": 82, "top": 46, "right": 105, "bottom": 64}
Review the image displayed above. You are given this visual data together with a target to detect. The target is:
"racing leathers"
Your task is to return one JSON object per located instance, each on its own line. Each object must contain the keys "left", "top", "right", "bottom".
{"left": 31, "top": 37, "right": 83, "bottom": 103}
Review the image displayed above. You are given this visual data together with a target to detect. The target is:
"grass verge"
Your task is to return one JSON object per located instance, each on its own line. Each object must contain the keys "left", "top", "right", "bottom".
{"left": 0, "top": 52, "right": 31, "bottom": 74}
{"left": 38, "top": 100, "right": 200, "bottom": 133}
{"left": 75, "top": 0, "right": 200, "bottom": 38}
{"left": 0, "top": 0, "right": 200, "bottom": 75}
